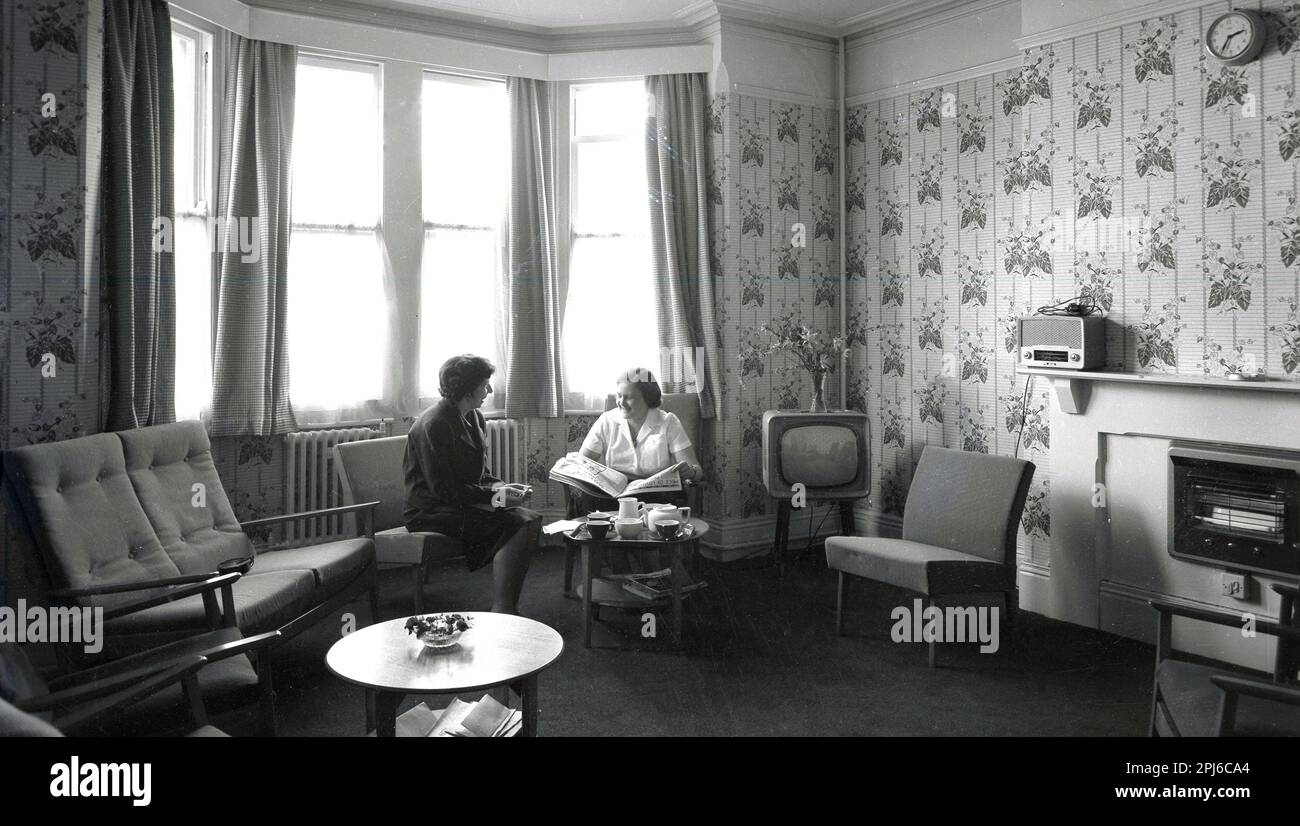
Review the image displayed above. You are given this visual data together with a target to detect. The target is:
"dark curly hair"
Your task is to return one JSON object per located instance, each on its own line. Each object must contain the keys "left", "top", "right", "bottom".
{"left": 439, "top": 355, "right": 496, "bottom": 403}
{"left": 617, "top": 367, "right": 662, "bottom": 408}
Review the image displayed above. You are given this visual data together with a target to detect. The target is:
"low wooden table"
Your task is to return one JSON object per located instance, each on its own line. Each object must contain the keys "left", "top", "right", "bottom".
{"left": 325, "top": 613, "right": 564, "bottom": 737}
{"left": 562, "top": 517, "right": 709, "bottom": 648}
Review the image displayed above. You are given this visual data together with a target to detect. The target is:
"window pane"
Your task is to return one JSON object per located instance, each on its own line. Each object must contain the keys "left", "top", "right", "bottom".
{"left": 563, "top": 236, "right": 658, "bottom": 403}
{"left": 288, "top": 231, "right": 386, "bottom": 408}
{"left": 171, "top": 34, "right": 196, "bottom": 210}
{"left": 420, "top": 74, "right": 507, "bottom": 408}
{"left": 292, "top": 60, "right": 380, "bottom": 227}
{"left": 574, "top": 81, "right": 646, "bottom": 137}
{"left": 174, "top": 215, "right": 211, "bottom": 421}
{"left": 573, "top": 139, "right": 648, "bottom": 236}
{"left": 419, "top": 228, "right": 500, "bottom": 405}
{"left": 422, "top": 77, "right": 506, "bottom": 228}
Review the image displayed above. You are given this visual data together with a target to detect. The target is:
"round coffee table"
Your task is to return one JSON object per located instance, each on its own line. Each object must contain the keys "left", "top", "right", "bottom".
{"left": 561, "top": 517, "right": 709, "bottom": 648}
{"left": 325, "top": 613, "right": 564, "bottom": 737}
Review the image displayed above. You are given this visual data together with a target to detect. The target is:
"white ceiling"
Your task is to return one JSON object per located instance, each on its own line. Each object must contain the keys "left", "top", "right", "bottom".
{"left": 342, "top": 0, "right": 917, "bottom": 30}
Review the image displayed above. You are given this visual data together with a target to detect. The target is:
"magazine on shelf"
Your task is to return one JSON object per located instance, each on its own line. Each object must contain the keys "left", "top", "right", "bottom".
{"left": 548, "top": 452, "right": 684, "bottom": 499}
{"left": 613, "top": 568, "right": 709, "bottom": 601}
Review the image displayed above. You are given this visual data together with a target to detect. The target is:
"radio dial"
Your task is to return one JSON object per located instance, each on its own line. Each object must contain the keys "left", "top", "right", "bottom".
{"left": 1022, "top": 350, "right": 1032, "bottom": 360}
{"left": 1070, "top": 353, "right": 1081, "bottom": 362}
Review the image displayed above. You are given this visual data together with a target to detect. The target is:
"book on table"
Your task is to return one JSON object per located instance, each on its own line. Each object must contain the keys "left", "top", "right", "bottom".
{"left": 611, "top": 568, "right": 709, "bottom": 601}
{"left": 549, "top": 452, "right": 685, "bottom": 500}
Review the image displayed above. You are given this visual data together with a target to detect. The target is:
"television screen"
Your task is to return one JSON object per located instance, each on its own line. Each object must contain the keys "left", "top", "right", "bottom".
{"left": 779, "top": 425, "right": 860, "bottom": 487}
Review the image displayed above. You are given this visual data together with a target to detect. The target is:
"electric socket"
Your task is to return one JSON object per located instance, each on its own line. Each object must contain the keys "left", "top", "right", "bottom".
{"left": 1221, "top": 572, "right": 1249, "bottom": 600}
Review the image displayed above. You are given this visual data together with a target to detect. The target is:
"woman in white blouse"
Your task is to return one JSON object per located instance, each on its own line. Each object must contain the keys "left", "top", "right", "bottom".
{"left": 577, "top": 367, "right": 702, "bottom": 511}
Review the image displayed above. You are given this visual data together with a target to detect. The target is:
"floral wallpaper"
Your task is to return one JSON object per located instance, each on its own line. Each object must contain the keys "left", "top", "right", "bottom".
{"left": 845, "top": 2, "right": 1300, "bottom": 570}
{"left": 1, "top": 0, "right": 102, "bottom": 605}
{"left": 704, "top": 93, "right": 843, "bottom": 522}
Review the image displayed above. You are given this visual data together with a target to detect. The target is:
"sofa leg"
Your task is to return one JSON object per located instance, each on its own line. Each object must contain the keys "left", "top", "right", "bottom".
{"left": 369, "top": 586, "right": 382, "bottom": 624}
{"left": 835, "top": 571, "right": 848, "bottom": 636}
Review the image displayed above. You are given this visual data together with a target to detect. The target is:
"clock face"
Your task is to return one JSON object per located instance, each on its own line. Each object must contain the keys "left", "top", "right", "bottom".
{"left": 1206, "top": 11, "right": 1264, "bottom": 64}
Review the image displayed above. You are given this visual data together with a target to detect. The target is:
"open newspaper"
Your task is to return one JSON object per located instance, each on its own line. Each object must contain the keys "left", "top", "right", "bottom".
{"left": 549, "top": 452, "right": 684, "bottom": 499}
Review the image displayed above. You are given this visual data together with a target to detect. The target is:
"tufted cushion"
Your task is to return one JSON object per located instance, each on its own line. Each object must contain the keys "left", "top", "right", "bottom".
{"left": 901, "top": 446, "right": 1034, "bottom": 566}
{"left": 374, "top": 527, "right": 462, "bottom": 565}
{"left": 250, "top": 537, "right": 374, "bottom": 596}
{"left": 118, "top": 421, "right": 255, "bottom": 575}
{"left": 103, "top": 570, "right": 315, "bottom": 638}
{"left": 334, "top": 436, "right": 408, "bottom": 532}
{"left": 2, "top": 434, "right": 179, "bottom": 603}
{"left": 825, "top": 536, "right": 1014, "bottom": 596}
{"left": 1156, "top": 659, "right": 1300, "bottom": 737}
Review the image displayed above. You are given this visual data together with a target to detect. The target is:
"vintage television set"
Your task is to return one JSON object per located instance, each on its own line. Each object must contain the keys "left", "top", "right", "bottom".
{"left": 761, "top": 410, "right": 871, "bottom": 501}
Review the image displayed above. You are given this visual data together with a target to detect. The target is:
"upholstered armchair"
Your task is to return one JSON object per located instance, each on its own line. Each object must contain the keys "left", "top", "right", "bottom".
{"left": 1148, "top": 581, "right": 1300, "bottom": 736}
{"left": 335, "top": 435, "right": 465, "bottom": 612}
{"left": 824, "top": 445, "right": 1035, "bottom": 667}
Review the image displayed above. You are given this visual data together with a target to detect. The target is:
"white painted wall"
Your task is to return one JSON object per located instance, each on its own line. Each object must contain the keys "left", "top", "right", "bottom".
{"left": 844, "top": 0, "right": 1020, "bottom": 100}
{"left": 718, "top": 23, "right": 839, "bottom": 103}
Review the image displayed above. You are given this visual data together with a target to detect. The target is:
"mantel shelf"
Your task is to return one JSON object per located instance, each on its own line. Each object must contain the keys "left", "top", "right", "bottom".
{"left": 1015, "top": 368, "right": 1300, "bottom": 414}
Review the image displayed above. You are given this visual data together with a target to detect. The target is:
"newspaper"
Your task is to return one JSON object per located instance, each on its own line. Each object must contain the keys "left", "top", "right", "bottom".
{"left": 548, "top": 452, "right": 684, "bottom": 499}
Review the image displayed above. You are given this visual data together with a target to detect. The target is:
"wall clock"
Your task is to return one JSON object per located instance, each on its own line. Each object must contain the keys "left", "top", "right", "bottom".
{"left": 1204, "top": 9, "right": 1267, "bottom": 65}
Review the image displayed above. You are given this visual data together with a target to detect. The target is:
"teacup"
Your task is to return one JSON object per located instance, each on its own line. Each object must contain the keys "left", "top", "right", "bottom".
{"left": 614, "top": 517, "right": 641, "bottom": 539}
{"left": 655, "top": 519, "right": 682, "bottom": 541}
{"left": 587, "top": 511, "right": 614, "bottom": 522}
{"left": 586, "top": 519, "right": 611, "bottom": 540}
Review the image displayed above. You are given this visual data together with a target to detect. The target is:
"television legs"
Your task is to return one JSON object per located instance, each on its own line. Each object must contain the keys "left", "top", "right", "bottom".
{"left": 773, "top": 498, "right": 859, "bottom": 578}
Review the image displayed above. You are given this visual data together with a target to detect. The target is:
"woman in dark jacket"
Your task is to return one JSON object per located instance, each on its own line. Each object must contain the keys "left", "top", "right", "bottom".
{"left": 404, "top": 355, "right": 540, "bottom": 614}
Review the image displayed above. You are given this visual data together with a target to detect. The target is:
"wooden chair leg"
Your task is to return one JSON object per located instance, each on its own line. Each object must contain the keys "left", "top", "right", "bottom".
{"left": 412, "top": 565, "right": 425, "bottom": 614}
{"left": 835, "top": 571, "right": 849, "bottom": 636}
{"left": 927, "top": 597, "right": 938, "bottom": 668}
{"left": 563, "top": 546, "right": 576, "bottom": 597}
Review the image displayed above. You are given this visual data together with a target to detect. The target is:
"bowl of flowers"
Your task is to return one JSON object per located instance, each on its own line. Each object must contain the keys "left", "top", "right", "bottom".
{"left": 405, "top": 613, "right": 472, "bottom": 649}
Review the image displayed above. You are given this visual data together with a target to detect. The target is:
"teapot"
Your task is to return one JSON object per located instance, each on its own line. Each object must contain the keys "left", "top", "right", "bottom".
{"left": 643, "top": 503, "right": 690, "bottom": 533}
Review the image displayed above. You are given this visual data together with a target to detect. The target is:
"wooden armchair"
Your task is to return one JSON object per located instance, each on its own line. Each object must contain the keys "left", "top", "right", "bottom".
{"left": 1, "top": 599, "right": 283, "bottom": 737}
{"left": 1148, "top": 581, "right": 1300, "bottom": 736}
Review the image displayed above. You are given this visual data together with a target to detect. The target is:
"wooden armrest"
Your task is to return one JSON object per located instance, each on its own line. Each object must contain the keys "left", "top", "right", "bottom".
{"left": 50, "top": 570, "right": 232, "bottom": 600}
{"left": 22, "top": 656, "right": 206, "bottom": 715}
{"left": 49, "top": 659, "right": 210, "bottom": 736}
{"left": 240, "top": 501, "right": 379, "bottom": 530}
{"left": 99, "top": 571, "right": 241, "bottom": 622}
{"left": 1211, "top": 674, "right": 1300, "bottom": 707}
{"left": 1149, "top": 599, "right": 1300, "bottom": 641}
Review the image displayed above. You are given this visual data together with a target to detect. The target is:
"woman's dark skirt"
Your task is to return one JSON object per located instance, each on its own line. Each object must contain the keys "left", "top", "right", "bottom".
{"left": 406, "top": 504, "right": 541, "bottom": 572}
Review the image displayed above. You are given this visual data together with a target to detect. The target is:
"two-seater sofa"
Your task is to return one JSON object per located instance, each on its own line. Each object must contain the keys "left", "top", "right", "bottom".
{"left": 3, "top": 421, "right": 379, "bottom": 658}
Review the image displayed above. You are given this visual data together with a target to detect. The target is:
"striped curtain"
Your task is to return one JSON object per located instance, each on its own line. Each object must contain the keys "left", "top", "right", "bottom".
{"left": 209, "top": 34, "right": 297, "bottom": 436}
{"left": 502, "top": 78, "right": 566, "bottom": 418}
{"left": 645, "top": 73, "right": 721, "bottom": 419}
{"left": 102, "top": 0, "right": 175, "bottom": 430}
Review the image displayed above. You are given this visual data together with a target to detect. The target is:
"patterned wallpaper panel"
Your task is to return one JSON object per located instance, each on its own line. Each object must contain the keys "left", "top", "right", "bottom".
{"left": 1, "top": 0, "right": 102, "bottom": 605}
{"left": 705, "top": 93, "right": 842, "bottom": 522}
{"left": 846, "top": 1, "right": 1300, "bottom": 569}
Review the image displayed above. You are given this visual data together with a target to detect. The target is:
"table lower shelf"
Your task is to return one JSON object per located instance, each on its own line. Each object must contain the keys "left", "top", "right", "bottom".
{"left": 574, "top": 577, "right": 685, "bottom": 608}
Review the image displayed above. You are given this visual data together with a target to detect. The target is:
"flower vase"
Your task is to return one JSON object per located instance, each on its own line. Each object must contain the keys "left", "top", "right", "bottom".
{"left": 808, "top": 371, "right": 829, "bottom": 413}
